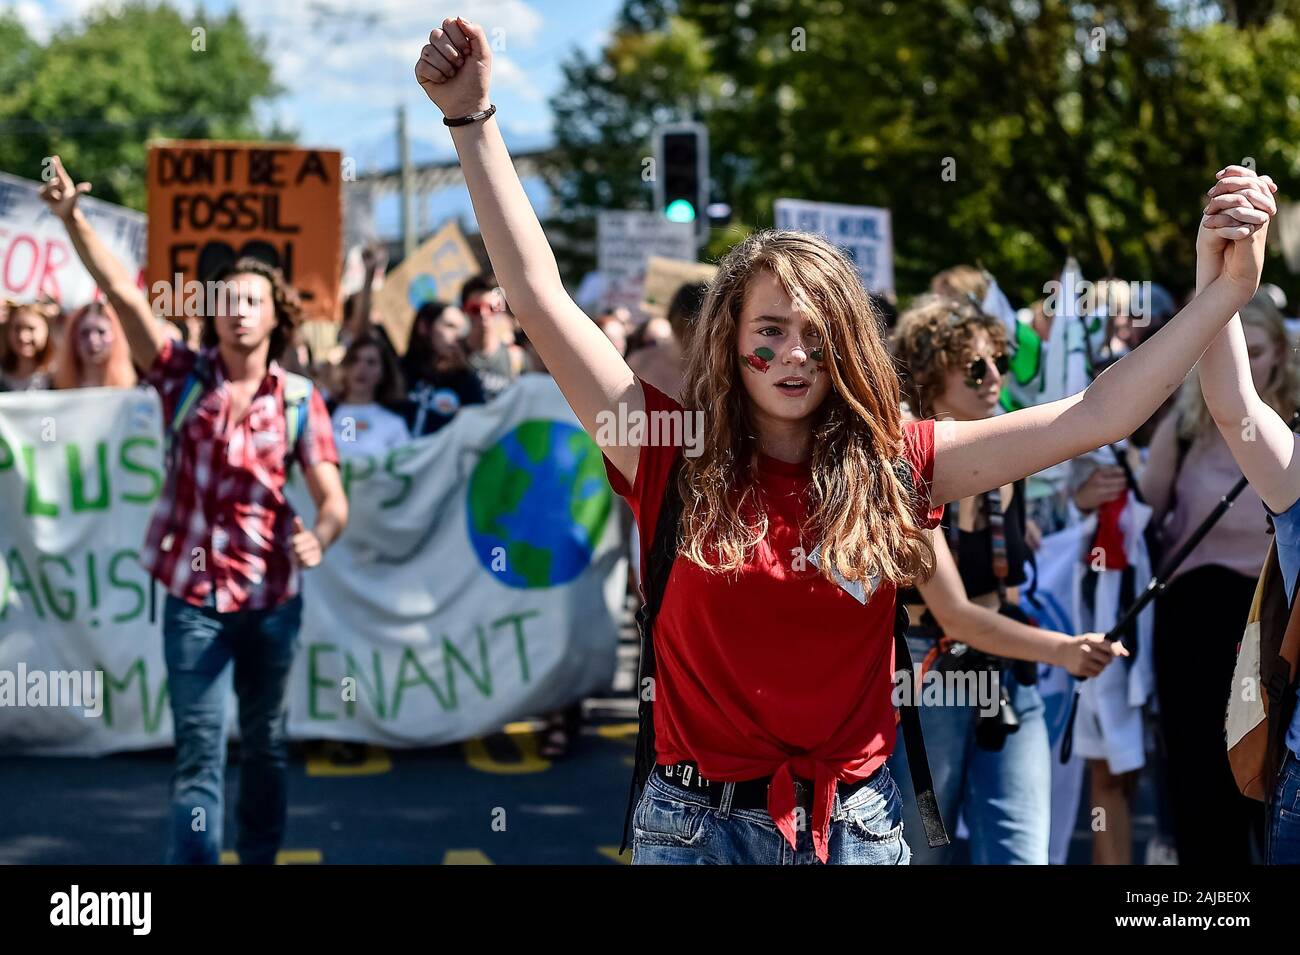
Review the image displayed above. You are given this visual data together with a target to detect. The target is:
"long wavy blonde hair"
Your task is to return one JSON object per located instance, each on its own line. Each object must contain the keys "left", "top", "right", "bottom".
{"left": 676, "top": 230, "right": 935, "bottom": 588}
{"left": 1179, "top": 292, "right": 1300, "bottom": 440}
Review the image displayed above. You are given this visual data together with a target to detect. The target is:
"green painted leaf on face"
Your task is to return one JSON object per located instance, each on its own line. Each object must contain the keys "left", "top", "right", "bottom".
{"left": 754, "top": 346, "right": 775, "bottom": 361}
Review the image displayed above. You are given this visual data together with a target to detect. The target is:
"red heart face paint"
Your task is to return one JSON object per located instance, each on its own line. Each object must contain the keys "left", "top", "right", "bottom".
{"left": 744, "top": 346, "right": 775, "bottom": 373}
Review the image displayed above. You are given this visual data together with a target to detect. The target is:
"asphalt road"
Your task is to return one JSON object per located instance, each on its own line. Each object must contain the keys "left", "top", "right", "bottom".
{"left": 0, "top": 614, "right": 1166, "bottom": 865}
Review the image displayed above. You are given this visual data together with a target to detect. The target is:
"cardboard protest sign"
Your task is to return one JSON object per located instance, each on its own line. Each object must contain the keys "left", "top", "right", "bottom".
{"left": 375, "top": 219, "right": 479, "bottom": 351}
{"left": 0, "top": 172, "right": 146, "bottom": 307}
{"left": 146, "top": 142, "right": 343, "bottom": 322}
{"left": 640, "top": 255, "right": 716, "bottom": 318}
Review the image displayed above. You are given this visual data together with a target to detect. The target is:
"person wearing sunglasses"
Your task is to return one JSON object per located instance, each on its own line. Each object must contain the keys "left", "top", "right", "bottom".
{"left": 460, "top": 274, "right": 526, "bottom": 400}
{"left": 888, "top": 294, "right": 1122, "bottom": 863}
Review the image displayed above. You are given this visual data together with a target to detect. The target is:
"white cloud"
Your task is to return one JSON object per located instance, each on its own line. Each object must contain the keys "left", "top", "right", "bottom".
{"left": 10, "top": 0, "right": 53, "bottom": 40}
{"left": 491, "top": 54, "right": 545, "bottom": 103}
{"left": 17, "top": 0, "right": 577, "bottom": 173}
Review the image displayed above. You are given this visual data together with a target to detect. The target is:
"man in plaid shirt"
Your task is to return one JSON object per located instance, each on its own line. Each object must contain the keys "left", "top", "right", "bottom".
{"left": 43, "top": 158, "right": 349, "bottom": 865}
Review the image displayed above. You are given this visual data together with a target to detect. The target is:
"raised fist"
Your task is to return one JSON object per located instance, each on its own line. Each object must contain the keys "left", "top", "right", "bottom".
{"left": 415, "top": 17, "right": 493, "bottom": 120}
{"left": 38, "top": 156, "right": 91, "bottom": 222}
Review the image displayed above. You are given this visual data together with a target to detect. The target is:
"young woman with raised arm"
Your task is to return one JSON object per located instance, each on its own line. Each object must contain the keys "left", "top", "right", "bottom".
{"left": 416, "top": 17, "right": 1275, "bottom": 864}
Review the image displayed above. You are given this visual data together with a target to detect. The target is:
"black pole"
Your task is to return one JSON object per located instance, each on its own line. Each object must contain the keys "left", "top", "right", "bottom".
{"left": 1061, "top": 410, "right": 1300, "bottom": 762}
{"left": 1099, "top": 474, "right": 1250, "bottom": 643}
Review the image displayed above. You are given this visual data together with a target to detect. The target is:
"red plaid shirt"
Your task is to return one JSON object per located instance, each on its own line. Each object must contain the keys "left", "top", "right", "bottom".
{"left": 141, "top": 340, "right": 339, "bottom": 613}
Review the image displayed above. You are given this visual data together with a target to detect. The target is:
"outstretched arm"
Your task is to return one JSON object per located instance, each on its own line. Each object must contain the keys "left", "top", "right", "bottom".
{"left": 348, "top": 242, "right": 383, "bottom": 340}
{"left": 1195, "top": 168, "right": 1299, "bottom": 512}
{"left": 931, "top": 171, "right": 1276, "bottom": 506}
{"left": 913, "top": 529, "right": 1122, "bottom": 678}
{"left": 39, "top": 156, "right": 165, "bottom": 371}
{"left": 415, "top": 16, "right": 642, "bottom": 485}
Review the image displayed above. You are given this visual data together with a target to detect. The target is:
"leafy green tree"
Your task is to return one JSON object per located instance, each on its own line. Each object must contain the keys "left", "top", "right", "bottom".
{"left": 0, "top": 1, "right": 283, "bottom": 210}
{"left": 544, "top": 11, "right": 719, "bottom": 282}
{"left": 547, "top": 0, "right": 1300, "bottom": 304}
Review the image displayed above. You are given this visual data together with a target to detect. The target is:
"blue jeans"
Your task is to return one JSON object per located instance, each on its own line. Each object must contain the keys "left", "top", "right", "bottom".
{"left": 1269, "top": 750, "right": 1300, "bottom": 864}
{"left": 162, "top": 592, "right": 302, "bottom": 865}
{"left": 889, "top": 636, "right": 1051, "bottom": 864}
{"left": 631, "top": 764, "right": 911, "bottom": 864}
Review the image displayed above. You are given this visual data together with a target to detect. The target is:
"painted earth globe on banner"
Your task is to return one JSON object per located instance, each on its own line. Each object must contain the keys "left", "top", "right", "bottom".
{"left": 407, "top": 274, "right": 440, "bottom": 309}
{"left": 466, "top": 420, "right": 612, "bottom": 588}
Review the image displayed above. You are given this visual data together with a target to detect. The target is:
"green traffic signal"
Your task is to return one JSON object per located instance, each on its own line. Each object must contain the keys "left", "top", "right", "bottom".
{"left": 664, "top": 198, "right": 697, "bottom": 223}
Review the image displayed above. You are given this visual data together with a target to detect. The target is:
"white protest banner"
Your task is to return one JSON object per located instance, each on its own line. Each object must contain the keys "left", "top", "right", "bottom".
{"left": 0, "top": 171, "right": 146, "bottom": 307}
{"left": 774, "top": 198, "right": 894, "bottom": 294}
{"left": 0, "top": 377, "right": 624, "bottom": 754}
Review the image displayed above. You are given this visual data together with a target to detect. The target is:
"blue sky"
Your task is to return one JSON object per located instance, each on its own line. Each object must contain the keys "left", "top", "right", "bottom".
{"left": 11, "top": 0, "right": 624, "bottom": 236}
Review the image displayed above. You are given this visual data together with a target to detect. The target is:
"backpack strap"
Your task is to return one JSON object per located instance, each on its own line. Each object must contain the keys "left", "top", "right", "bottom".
{"left": 619, "top": 456, "right": 685, "bottom": 853}
{"left": 890, "top": 453, "right": 951, "bottom": 847}
{"left": 166, "top": 352, "right": 214, "bottom": 473}
{"left": 170, "top": 352, "right": 211, "bottom": 438}
{"left": 892, "top": 600, "right": 951, "bottom": 848}
{"left": 282, "top": 372, "right": 314, "bottom": 470}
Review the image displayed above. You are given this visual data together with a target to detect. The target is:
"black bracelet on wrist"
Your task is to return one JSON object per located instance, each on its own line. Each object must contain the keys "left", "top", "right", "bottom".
{"left": 443, "top": 104, "right": 496, "bottom": 127}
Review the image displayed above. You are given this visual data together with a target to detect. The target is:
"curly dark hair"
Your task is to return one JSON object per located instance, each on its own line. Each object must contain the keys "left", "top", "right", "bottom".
{"left": 201, "top": 257, "right": 302, "bottom": 361}
{"left": 892, "top": 293, "right": 1007, "bottom": 416}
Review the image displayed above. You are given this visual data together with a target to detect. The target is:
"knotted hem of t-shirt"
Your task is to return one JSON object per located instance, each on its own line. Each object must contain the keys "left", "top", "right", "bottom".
{"left": 767, "top": 758, "right": 838, "bottom": 864}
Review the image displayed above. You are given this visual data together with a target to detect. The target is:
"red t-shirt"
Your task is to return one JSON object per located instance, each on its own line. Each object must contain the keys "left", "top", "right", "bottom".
{"left": 603, "top": 379, "right": 943, "bottom": 861}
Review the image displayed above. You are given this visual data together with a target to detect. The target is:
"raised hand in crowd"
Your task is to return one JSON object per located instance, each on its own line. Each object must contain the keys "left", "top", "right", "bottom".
{"left": 38, "top": 155, "right": 165, "bottom": 370}
{"left": 416, "top": 16, "right": 643, "bottom": 484}
{"left": 1195, "top": 168, "right": 1295, "bottom": 512}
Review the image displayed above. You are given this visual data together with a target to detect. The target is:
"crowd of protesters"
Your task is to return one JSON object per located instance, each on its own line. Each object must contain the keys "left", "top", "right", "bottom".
{"left": 0, "top": 259, "right": 709, "bottom": 468}
{"left": 5, "top": 197, "right": 1298, "bottom": 865}
{"left": 6, "top": 133, "right": 1295, "bottom": 867}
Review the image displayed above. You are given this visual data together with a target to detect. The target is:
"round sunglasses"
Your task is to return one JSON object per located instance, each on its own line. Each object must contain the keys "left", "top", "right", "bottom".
{"left": 964, "top": 352, "right": 1009, "bottom": 388}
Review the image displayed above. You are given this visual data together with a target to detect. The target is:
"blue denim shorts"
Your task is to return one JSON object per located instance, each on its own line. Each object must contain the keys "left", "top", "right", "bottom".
{"left": 631, "top": 763, "right": 911, "bottom": 865}
{"left": 1269, "top": 750, "right": 1300, "bottom": 865}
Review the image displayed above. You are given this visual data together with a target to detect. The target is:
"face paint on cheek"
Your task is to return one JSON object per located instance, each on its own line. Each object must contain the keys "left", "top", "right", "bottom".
{"left": 743, "top": 346, "right": 775, "bottom": 373}
{"left": 809, "top": 347, "right": 824, "bottom": 364}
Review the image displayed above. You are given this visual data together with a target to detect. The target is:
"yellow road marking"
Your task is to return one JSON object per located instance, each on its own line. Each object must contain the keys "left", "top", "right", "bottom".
{"left": 443, "top": 849, "right": 493, "bottom": 865}
{"left": 503, "top": 720, "right": 544, "bottom": 735}
{"left": 305, "top": 742, "right": 393, "bottom": 777}
{"left": 595, "top": 722, "right": 640, "bottom": 742}
{"left": 220, "top": 849, "right": 322, "bottom": 865}
{"left": 597, "top": 846, "right": 631, "bottom": 865}
{"left": 462, "top": 731, "right": 550, "bottom": 775}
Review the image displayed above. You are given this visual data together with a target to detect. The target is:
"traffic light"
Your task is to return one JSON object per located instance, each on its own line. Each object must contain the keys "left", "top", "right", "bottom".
{"left": 653, "top": 123, "right": 709, "bottom": 240}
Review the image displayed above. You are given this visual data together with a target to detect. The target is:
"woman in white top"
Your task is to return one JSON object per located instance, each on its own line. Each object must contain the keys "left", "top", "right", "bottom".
{"left": 330, "top": 333, "right": 412, "bottom": 458}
